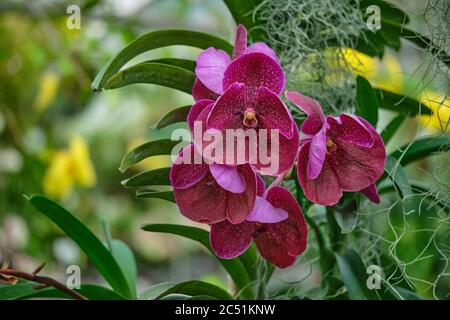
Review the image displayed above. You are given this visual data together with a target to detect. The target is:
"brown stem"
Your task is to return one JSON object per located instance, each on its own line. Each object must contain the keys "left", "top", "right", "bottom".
{"left": 0, "top": 264, "right": 87, "bottom": 300}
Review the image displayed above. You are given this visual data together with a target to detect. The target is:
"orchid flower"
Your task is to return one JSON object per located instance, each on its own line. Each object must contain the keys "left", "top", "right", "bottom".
{"left": 286, "top": 91, "right": 386, "bottom": 206}
{"left": 189, "top": 25, "right": 299, "bottom": 175}
{"left": 209, "top": 183, "right": 308, "bottom": 268}
{"left": 170, "top": 144, "right": 257, "bottom": 225}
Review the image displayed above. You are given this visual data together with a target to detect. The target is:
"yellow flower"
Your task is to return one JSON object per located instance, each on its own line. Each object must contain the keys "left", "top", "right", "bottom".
{"left": 34, "top": 71, "right": 60, "bottom": 113}
{"left": 43, "top": 136, "right": 96, "bottom": 199}
{"left": 418, "top": 91, "right": 450, "bottom": 132}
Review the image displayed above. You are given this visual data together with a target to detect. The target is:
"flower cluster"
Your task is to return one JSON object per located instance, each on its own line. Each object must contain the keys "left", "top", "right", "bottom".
{"left": 169, "top": 26, "right": 386, "bottom": 268}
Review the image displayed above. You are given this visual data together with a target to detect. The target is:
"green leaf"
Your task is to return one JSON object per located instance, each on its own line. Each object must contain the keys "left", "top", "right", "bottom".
{"left": 111, "top": 240, "right": 137, "bottom": 299}
{"left": 0, "top": 282, "right": 124, "bottom": 300}
{"left": 389, "top": 136, "right": 450, "bottom": 166}
{"left": 120, "top": 139, "right": 183, "bottom": 172}
{"left": 141, "top": 224, "right": 254, "bottom": 299}
{"left": 146, "top": 58, "right": 195, "bottom": 72}
{"left": 356, "top": 75, "right": 379, "bottom": 127}
{"left": 122, "top": 167, "right": 171, "bottom": 188}
{"left": 374, "top": 89, "right": 431, "bottom": 116}
{"left": 28, "top": 195, "right": 133, "bottom": 298}
{"left": 139, "top": 282, "right": 175, "bottom": 300}
{"left": 157, "top": 105, "right": 191, "bottom": 129}
{"left": 381, "top": 113, "right": 406, "bottom": 144}
{"left": 222, "top": 0, "right": 265, "bottom": 41}
{"left": 335, "top": 249, "right": 378, "bottom": 300}
{"left": 92, "top": 29, "right": 232, "bottom": 91}
{"left": 136, "top": 190, "right": 175, "bottom": 202}
{"left": 383, "top": 156, "right": 412, "bottom": 199}
{"left": 155, "top": 281, "right": 233, "bottom": 300}
{"left": 383, "top": 157, "right": 414, "bottom": 214}
{"left": 360, "top": 0, "right": 409, "bottom": 25}
{"left": 104, "top": 63, "right": 196, "bottom": 94}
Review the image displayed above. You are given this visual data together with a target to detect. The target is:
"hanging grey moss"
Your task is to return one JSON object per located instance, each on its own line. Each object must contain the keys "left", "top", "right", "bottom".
{"left": 253, "top": 0, "right": 365, "bottom": 115}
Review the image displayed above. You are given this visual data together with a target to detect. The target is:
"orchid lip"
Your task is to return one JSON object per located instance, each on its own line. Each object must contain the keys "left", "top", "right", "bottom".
{"left": 243, "top": 108, "right": 258, "bottom": 128}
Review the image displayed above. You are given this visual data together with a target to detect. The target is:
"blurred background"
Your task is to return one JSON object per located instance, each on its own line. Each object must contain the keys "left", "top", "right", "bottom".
{"left": 0, "top": 0, "right": 448, "bottom": 298}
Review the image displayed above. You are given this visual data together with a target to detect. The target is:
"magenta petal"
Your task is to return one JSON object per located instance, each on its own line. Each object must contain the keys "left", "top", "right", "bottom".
{"left": 192, "top": 78, "right": 219, "bottom": 102}
{"left": 254, "top": 121, "right": 300, "bottom": 176}
{"left": 328, "top": 114, "right": 374, "bottom": 148}
{"left": 210, "top": 164, "right": 246, "bottom": 193}
{"left": 256, "top": 174, "right": 266, "bottom": 196}
{"left": 223, "top": 52, "right": 285, "bottom": 96}
{"left": 173, "top": 172, "right": 228, "bottom": 224}
{"left": 232, "top": 24, "right": 247, "bottom": 59}
{"left": 361, "top": 183, "right": 381, "bottom": 204}
{"left": 210, "top": 220, "right": 253, "bottom": 259}
{"left": 307, "top": 123, "right": 328, "bottom": 180}
{"left": 297, "top": 142, "right": 343, "bottom": 205}
{"left": 255, "top": 86, "right": 294, "bottom": 138}
{"left": 170, "top": 145, "right": 208, "bottom": 189}
{"left": 246, "top": 43, "right": 280, "bottom": 63}
{"left": 285, "top": 91, "right": 325, "bottom": 135}
{"left": 246, "top": 195, "right": 288, "bottom": 223}
{"left": 328, "top": 117, "right": 386, "bottom": 192}
{"left": 207, "top": 83, "right": 246, "bottom": 131}
{"left": 195, "top": 47, "right": 231, "bottom": 94}
{"left": 187, "top": 99, "right": 214, "bottom": 132}
{"left": 226, "top": 164, "right": 257, "bottom": 224}
{"left": 253, "top": 187, "right": 308, "bottom": 268}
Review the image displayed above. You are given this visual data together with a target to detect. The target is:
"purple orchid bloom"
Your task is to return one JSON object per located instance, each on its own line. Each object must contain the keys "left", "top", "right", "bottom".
{"left": 286, "top": 91, "right": 386, "bottom": 206}
{"left": 170, "top": 144, "right": 257, "bottom": 225}
{"left": 209, "top": 184, "right": 308, "bottom": 268}
{"left": 189, "top": 25, "right": 299, "bottom": 175}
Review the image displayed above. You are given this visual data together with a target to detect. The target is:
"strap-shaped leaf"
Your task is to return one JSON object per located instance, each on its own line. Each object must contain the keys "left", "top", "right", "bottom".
{"left": 147, "top": 58, "right": 195, "bottom": 72}
{"left": 120, "top": 139, "right": 183, "bottom": 172}
{"left": 154, "top": 281, "right": 233, "bottom": 300}
{"left": 375, "top": 89, "right": 432, "bottom": 115}
{"left": 122, "top": 167, "right": 171, "bottom": 188}
{"left": 92, "top": 29, "right": 232, "bottom": 91}
{"left": 157, "top": 105, "right": 191, "bottom": 129}
{"left": 27, "top": 195, "right": 133, "bottom": 299}
{"left": 390, "top": 136, "right": 450, "bottom": 166}
{"left": 0, "top": 282, "right": 124, "bottom": 300}
{"left": 136, "top": 190, "right": 175, "bottom": 203}
{"left": 111, "top": 240, "right": 137, "bottom": 299}
{"left": 356, "top": 75, "right": 379, "bottom": 127}
{"left": 104, "top": 63, "right": 196, "bottom": 93}
{"left": 222, "top": 0, "right": 266, "bottom": 41}
{"left": 381, "top": 113, "right": 406, "bottom": 144}
{"left": 141, "top": 224, "right": 254, "bottom": 299}
{"left": 336, "top": 249, "right": 378, "bottom": 300}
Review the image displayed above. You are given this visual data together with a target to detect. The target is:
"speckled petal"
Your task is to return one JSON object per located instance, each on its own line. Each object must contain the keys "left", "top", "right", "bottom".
{"left": 223, "top": 52, "right": 285, "bottom": 97}
{"left": 226, "top": 164, "right": 257, "bottom": 224}
{"left": 361, "top": 183, "right": 381, "bottom": 204}
{"left": 255, "top": 86, "right": 294, "bottom": 139}
{"left": 328, "top": 117, "right": 386, "bottom": 192}
{"left": 207, "top": 83, "right": 247, "bottom": 131}
{"left": 254, "top": 121, "right": 300, "bottom": 176}
{"left": 328, "top": 114, "right": 374, "bottom": 148}
{"left": 187, "top": 99, "right": 214, "bottom": 132}
{"left": 173, "top": 172, "right": 228, "bottom": 224}
{"left": 253, "top": 187, "right": 308, "bottom": 268}
{"left": 245, "top": 42, "right": 280, "bottom": 63}
{"left": 196, "top": 47, "right": 231, "bottom": 94}
{"left": 232, "top": 24, "right": 247, "bottom": 59}
{"left": 192, "top": 78, "right": 219, "bottom": 102}
{"left": 297, "top": 142, "right": 343, "bottom": 205}
{"left": 285, "top": 91, "right": 325, "bottom": 135}
{"left": 210, "top": 220, "right": 253, "bottom": 259}
{"left": 170, "top": 144, "right": 208, "bottom": 189}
